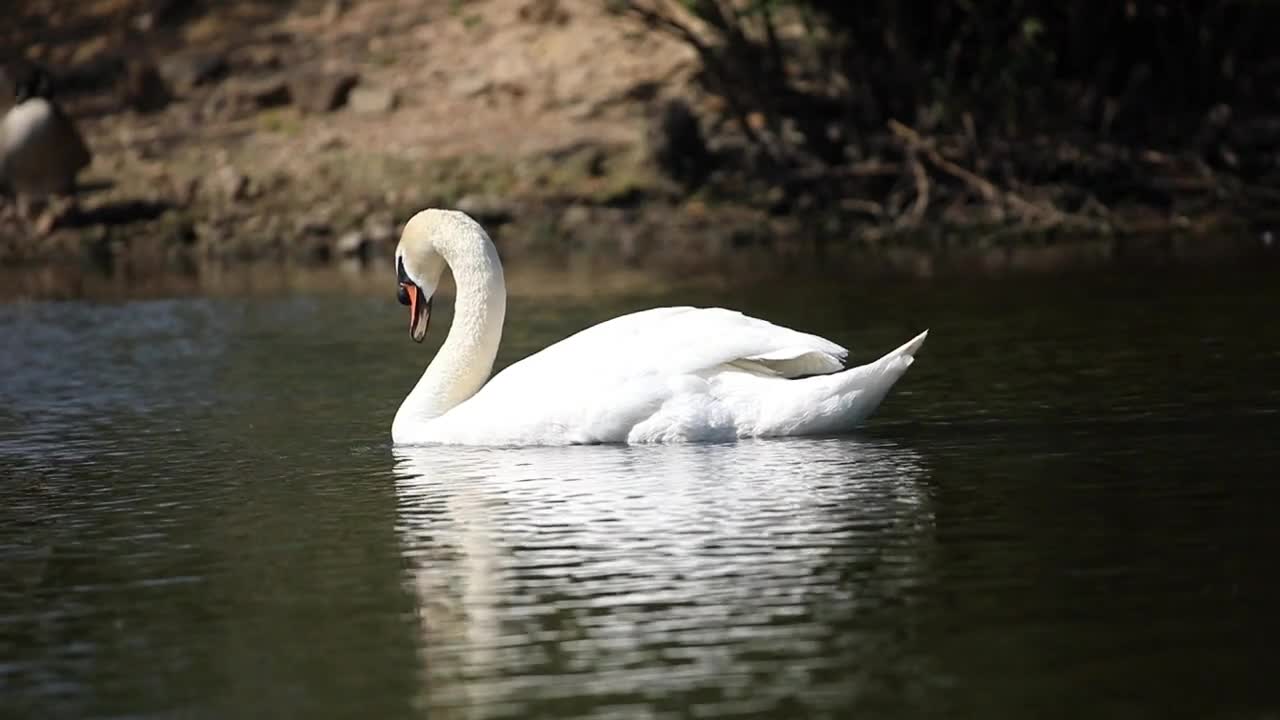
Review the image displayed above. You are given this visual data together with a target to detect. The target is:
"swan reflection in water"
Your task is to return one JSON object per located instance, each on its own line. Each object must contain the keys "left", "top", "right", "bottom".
{"left": 392, "top": 437, "right": 934, "bottom": 716}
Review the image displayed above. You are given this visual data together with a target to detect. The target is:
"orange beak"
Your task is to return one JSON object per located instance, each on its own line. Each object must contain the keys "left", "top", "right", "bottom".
{"left": 403, "top": 282, "right": 431, "bottom": 342}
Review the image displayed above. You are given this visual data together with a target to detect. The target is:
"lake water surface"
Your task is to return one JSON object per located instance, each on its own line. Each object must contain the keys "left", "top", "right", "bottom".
{"left": 2, "top": 267, "right": 1278, "bottom": 719}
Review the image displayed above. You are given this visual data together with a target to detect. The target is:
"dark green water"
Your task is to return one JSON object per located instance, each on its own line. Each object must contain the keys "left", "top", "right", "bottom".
{"left": 2, "top": 267, "right": 1278, "bottom": 719}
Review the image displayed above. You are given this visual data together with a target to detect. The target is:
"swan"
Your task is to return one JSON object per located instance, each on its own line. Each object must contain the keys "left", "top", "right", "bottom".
{"left": 391, "top": 209, "right": 928, "bottom": 445}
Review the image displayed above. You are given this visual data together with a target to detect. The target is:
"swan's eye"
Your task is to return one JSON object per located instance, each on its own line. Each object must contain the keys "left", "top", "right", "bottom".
{"left": 397, "top": 284, "right": 410, "bottom": 306}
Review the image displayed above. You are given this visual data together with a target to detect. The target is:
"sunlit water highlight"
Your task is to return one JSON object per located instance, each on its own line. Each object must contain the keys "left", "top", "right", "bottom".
{"left": 2, "top": 269, "right": 1279, "bottom": 718}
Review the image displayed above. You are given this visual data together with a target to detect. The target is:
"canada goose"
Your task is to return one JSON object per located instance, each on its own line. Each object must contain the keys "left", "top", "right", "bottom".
{"left": 1, "top": 65, "right": 92, "bottom": 231}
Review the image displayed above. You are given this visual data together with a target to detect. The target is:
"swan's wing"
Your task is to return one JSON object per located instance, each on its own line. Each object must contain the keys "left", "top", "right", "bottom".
{"left": 488, "top": 306, "right": 848, "bottom": 391}
{"left": 442, "top": 307, "right": 857, "bottom": 444}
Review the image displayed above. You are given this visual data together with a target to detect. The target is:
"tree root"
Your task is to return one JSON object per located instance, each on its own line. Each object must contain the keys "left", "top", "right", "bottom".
{"left": 899, "top": 149, "right": 930, "bottom": 227}
{"left": 888, "top": 119, "right": 1064, "bottom": 226}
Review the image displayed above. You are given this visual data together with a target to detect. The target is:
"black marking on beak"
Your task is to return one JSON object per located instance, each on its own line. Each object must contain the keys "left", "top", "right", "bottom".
{"left": 396, "top": 255, "right": 410, "bottom": 285}
{"left": 408, "top": 290, "right": 431, "bottom": 343}
{"left": 397, "top": 254, "right": 429, "bottom": 341}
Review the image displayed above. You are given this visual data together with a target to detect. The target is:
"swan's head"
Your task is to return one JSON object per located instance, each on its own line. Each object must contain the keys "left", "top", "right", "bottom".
{"left": 395, "top": 208, "right": 503, "bottom": 343}
{"left": 394, "top": 210, "right": 455, "bottom": 342}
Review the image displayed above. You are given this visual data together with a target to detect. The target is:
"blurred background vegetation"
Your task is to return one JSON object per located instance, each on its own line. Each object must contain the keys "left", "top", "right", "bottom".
{"left": 624, "top": 0, "right": 1279, "bottom": 226}
{"left": 631, "top": 0, "right": 1279, "bottom": 147}
{"left": 1, "top": 0, "right": 1277, "bottom": 298}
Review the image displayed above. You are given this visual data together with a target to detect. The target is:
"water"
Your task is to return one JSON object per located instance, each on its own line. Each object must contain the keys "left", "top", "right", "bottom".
{"left": 2, "top": 267, "right": 1279, "bottom": 719}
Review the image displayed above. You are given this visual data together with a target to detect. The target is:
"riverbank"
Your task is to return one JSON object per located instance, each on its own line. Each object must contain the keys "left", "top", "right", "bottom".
{"left": 2, "top": 228, "right": 1272, "bottom": 303}
{"left": 2, "top": 0, "right": 1277, "bottom": 300}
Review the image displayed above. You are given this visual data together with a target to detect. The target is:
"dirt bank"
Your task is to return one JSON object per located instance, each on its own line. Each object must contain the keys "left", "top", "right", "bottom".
{"left": 2, "top": 0, "right": 1277, "bottom": 299}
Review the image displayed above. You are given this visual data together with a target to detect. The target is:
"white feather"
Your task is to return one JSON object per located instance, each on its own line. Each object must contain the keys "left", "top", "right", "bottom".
{"left": 390, "top": 210, "right": 928, "bottom": 446}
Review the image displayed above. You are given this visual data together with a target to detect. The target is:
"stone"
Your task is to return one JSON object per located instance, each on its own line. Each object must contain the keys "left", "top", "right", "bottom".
{"left": 215, "top": 166, "right": 250, "bottom": 202}
{"left": 34, "top": 210, "right": 58, "bottom": 237}
{"left": 348, "top": 86, "right": 397, "bottom": 114}
{"left": 336, "top": 230, "right": 369, "bottom": 258}
{"left": 199, "top": 90, "right": 234, "bottom": 120}
{"left": 133, "top": 0, "right": 187, "bottom": 31}
{"left": 646, "top": 98, "right": 713, "bottom": 187}
{"left": 453, "top": 76, "right": 491, "bottom": 98}
{"left": 622, "top": 80, "right": 661, "bottom": 103}
{"left": 202, "top": 77, "right": 290, "bottom": 119}
{"left": 565, "top": 101, "right": 598, "bottom": 121}
{"left": 291, "top": 72, "right": 358, "bottom": 113}
{"left": 314, "top": 134, "right": 347, "bottom": 152}
{"left": 0, "top": 68, "right": 14, "bottom": 108}
{"left": 321, "top": 0, "right": 347, "bottom": 24}
{"left": 161, "top": 52, "right": 228, "bottom": 91}
{"left": 236, "top": 45, "right": 284, "bottom": 71}
{"left": 560, "top": 204, "right": 592, "bottom": 230}
{"left": 297, "top": 236, "right": 332, "bottom": 263}
{"left": 294, "top": 214, "right": 332, "bottom": 236}
{"left": 457, "top": 195, "right": 515, "bottom": 224}
{"left": 59, "top": 55, "right": 126, "bottom": 97}
{"left": 122, "top": 61, "right": 170, "bottom": 113}
{"left": 363, "top": 215, "right": 397, "bottom": 245}
{"left": 234, "top": 77, "right": 291, "bottom": 109}
{"left": 518, "top": 0, "right": 570, "bottom": 24}
{"left": 70, "top": 37, "right": 112, "bottom": 67}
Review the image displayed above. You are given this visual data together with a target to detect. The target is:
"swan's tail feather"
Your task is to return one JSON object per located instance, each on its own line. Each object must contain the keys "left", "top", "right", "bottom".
{"left": 828, "top": 329, "right": 928, "bottom": 431}
{"left": 892, "top": 329, "right": 929, "bottom": 360}
{"left": 756, "top": 330, "right": 928, "bottom": 437}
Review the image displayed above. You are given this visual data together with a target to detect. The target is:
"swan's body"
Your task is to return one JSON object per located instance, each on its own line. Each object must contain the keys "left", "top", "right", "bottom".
{"left": 391, "top": 209, "right": 927, "bottom": 446}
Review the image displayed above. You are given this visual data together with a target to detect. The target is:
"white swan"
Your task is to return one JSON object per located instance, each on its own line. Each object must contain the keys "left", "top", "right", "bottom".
{"left": 391, "top": 209, "right": 927, "bottom": 445}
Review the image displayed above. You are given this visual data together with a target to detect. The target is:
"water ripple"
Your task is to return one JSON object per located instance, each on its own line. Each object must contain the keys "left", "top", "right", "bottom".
{"left": 393, "top": 439, "right": 934, "bottom": 717}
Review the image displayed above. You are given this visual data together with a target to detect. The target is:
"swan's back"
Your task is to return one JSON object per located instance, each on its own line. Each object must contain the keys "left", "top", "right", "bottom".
{"left": 434, "top": 307, "right": 926, "bottom": 445}
{"left": 487, "top": 306, "right": 848, "bottom": 389}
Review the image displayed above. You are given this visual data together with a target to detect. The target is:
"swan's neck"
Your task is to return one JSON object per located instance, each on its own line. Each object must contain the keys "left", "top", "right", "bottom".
{"left": 394, "top": 235, "right": 506, "bottom": 434}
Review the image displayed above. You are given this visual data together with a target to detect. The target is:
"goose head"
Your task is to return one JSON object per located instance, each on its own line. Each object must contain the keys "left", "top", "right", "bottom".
{"left": 394, "top": 210, "right": 451, "bottom": 342}
{"left": 12, "top": 65, "right": 54, "bottom": 104}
